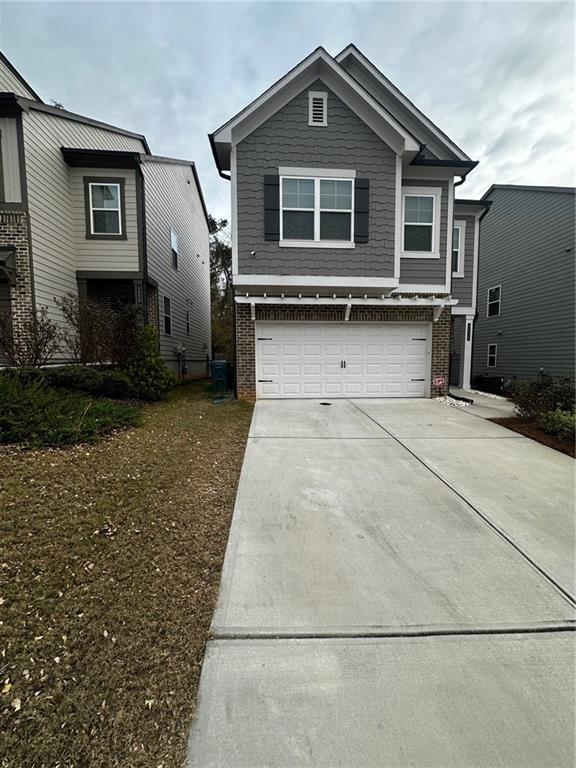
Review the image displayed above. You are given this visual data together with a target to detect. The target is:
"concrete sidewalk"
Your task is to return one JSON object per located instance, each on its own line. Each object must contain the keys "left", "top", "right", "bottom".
{"left": 187, "top": 399, "right": 575, "bottom": 767}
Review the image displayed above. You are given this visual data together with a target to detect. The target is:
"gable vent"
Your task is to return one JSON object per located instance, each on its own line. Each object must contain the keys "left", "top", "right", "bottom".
{"left": 308, "top": 91, "right": 327, "bottom": 126}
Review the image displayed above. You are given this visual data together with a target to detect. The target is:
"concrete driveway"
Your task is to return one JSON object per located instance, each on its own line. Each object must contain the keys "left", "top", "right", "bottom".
{"left": 188, "top": 399, "right": 575, "bottom": 768}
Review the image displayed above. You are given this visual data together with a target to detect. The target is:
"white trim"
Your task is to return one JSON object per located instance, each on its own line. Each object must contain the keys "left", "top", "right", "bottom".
{"left": 233, "top": 274, "right": 398, "bottom": 289}
{"left": 394, "top": 154, "right": 402, "bottom": 280}
{"left": 335, "top": 45, "right": 470, "bottom": 161}
{"left": 393, "top": 284, "right": 449, "bottom": 294}
{"left": 487, "top": 342, "right": 497, "bottom": 368}
{"left": 236, "top": 294, "right": 457, "bottom": 308}
{"left": 88, "top": 182, "right": 122, "bottom": 236}
{"left": 279, "top": 240, "right": 355, "bottom": 249}
{"left": 278, "top": 166, "right": 356, "bottom": 178}
{"left": 280, "top": 174, "right": 354, "bottom": 246}
{"left": 487, "top": 284, "right": 501, "bottom": 317}
{"left": 452, "top": 218, "right": 466, "bottom": 278}
{"left": 230, "top": 145, "right": 238, "bottom": 275}
{"left": 212, "top": 48, "right": 420, "bottom": 154}
{"left": 308, "top": 90, "right": 327, "bottom": 126}
{"left": 451, "top": 306, "right": 474, "bottom": 315}
{"left": 446, "top": 179, "right": 454, "bottom": 288}
{"left": 401, "top": 186, "right": 442, "bottom": 258}
{"left": 462, "top": 314, "right": 474, "bottom": 389}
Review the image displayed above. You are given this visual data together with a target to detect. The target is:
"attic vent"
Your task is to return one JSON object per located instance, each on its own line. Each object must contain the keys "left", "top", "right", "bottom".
{"left": 308, "top": 91, "right": 327, "bottom": 126}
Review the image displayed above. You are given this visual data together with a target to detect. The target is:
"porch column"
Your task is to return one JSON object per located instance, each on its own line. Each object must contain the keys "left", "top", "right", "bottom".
{"left": 462, "top": 314, "right": 474, "bottom": 389}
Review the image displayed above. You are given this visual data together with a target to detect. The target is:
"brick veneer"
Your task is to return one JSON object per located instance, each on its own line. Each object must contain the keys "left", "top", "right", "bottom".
{"left": 235, "top": 302, "right": 451, "bottom": 401}
{"left": 0, "top": 210, "right": 34, "bottom": 357}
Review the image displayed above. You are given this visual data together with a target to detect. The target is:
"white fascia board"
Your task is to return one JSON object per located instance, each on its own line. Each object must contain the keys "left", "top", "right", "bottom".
{"left": 403, "top": 165, "right": 465, "bottom": 180}
{"left": 452, "top": 306, "right": 474, "bottom": 315}
{"left": 335, "top": 45, "right": 470, "bottom": 162}
{"left": 394, "top": 154, "right": 402, "bottom": 280}
{"left": 233, "top": 274, "right": 398, "bottom": 289}
{"left": 235, "top": 295, "right": 458, "bottom": 307}
{"left": 213, "top": 49, "right": 419, "bottom": 155}
{"left": 392, "top": 284, "right": 449, "bottom": 294}
{"left": 230, "top": 145, "right": 238, "bottom": 274}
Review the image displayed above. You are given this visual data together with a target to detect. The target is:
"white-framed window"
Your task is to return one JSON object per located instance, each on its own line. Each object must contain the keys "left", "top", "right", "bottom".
{"left": 280, "top": 174, "right": 354, "bottom": 247}
{"left": 487, "top": 285, "right": 501, "bottom": 317}
{"left": 308, "top": 91, "right": 327, "bottom": 126}
{"left": 88, "top": 182, "right": 122, "bottom": 235}
{"left": 452, "top": 219, "right": 466, "bottom": 277}
{"left": 401, "top": 186, "right": 442, "bottom": 258}
{"left": 170, "top": 229, "right": 178, "bottom": 270}
{"left": 487, "top": 343, "right": 497, "bottom": 368}
{"left": 163, "top": 296, "right": 172, "bottom": 335}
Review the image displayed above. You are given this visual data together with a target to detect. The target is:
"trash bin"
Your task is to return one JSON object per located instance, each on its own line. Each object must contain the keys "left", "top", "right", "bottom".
{"left": 210, "top": 360, "right": 229, "bottom": 397}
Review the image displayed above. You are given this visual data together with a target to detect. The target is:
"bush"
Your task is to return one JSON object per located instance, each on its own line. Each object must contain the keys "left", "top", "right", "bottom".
{"left": 539, "top": 408, "right": 576, "bottom": 443}
{"left": 471, "top": 375, "right": 505, "bottom": 395}
{"left": 98, "top": 370, "right": 133, "bottom": 399}
{"left": 44, "top": 364, "right": 104, "bottom": 395}
{"left": 1, "top": 366, "right": 47, "bottom": 386}
{"left": 123, "top": 325, "right": 177, "bottom": 401}
{"left": 509, "top": 375, "right": 575, "bottom": 419}
{"left": 0, "top": 376, "right": 141, "bottom": 448}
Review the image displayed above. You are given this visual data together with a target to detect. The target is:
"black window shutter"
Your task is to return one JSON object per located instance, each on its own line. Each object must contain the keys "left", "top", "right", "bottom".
{"left": 264, "top": 175, "right": 280, "bottom": 241}
{"left": 354, "top": 178, "right": 369, "bottom": 243}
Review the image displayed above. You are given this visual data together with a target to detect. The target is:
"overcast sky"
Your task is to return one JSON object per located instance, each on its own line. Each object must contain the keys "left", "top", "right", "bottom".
{"left": 1, "top": 1, "right": 573, "bottom": 219}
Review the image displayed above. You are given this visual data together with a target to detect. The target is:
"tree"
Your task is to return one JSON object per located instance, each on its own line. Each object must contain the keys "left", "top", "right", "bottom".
{"left": 209, "top": 215, "right": 234, "bottom": 360}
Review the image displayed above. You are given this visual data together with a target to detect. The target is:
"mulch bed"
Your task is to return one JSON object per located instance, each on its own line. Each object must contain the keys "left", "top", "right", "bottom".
{"left": 491, "top": 417, "right": 575, "bottom": 458}
{"left": 0, "top": 382, "right": 253, "bottom": 767}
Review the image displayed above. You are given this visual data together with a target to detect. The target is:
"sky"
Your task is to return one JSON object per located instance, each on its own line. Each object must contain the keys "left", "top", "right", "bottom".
{"left": 0, "top": 1, "right": 574, "bottom": 220}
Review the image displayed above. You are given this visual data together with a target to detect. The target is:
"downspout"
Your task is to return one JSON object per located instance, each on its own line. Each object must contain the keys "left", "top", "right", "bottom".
{"left": 136, "top": 158, "right": 149, "bottom": 325}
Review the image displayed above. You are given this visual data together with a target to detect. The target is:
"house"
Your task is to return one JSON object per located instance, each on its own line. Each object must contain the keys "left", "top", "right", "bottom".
{"left": 0, "top": 52, "right": 211, "bottom": 377}
{"left": 471, "top": 185, "right": 575, "bottom": 386}
{"left": 210, "top": 44, "right": 489, "bottom": 400}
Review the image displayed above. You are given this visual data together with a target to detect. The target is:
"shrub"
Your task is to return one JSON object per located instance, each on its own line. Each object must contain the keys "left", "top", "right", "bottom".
{"left": 0, "top": 376, "right": 141, "bottom": 448}
{"left": 510, "top": 375, "right": 575, "bottom": 419}
{"left": 539, "top": 408, "right": 576, "bottom": 443}
{"left": 44, "top": 364, "right": 104, "bottom": 395}
{"left": 98, "top": 370, "right": 133, "bottom": 399}
{"left": 0, "top": 304, "right": 61, "bottom": 367}
{"left": 1, "top": 366, "right": 46, "bottom": 386}
{"left": 123, "top": 325, "right": 177, "bottom": 401}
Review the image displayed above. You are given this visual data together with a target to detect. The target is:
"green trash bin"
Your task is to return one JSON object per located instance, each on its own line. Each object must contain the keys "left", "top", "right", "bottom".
{"left": 211, "top": 360, "right": 228, "bottom": 397}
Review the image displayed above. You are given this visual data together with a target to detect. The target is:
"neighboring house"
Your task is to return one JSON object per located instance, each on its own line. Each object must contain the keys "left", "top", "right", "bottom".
{"left": 210, "top": 44, "right": 488, "bottom": 399}
{"left": 472, "top": 185, "right": 575, "bottom": 385}
{"left": 0, "top": 52, "right": 211, "bottom": 377}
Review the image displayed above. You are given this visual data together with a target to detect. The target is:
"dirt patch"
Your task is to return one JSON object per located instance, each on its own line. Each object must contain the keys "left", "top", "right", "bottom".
{"left": 0, "top": 382, "right": 253, "bottom": 767}
{"left": 491, "top": 417, "right": 575, "bottom": 458}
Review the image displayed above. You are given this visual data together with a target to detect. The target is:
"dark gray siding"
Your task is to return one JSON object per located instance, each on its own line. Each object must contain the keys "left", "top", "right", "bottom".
{"left": 451, "top": 213, "right": 476, "bottom": 306}
{"left": 472, "top": 187, "right": 575, "bottom": 381}
{"left": 400, "top": 179, "right": 448, "bottom": 285}
{"left": 236, "top": 79, "right": 397, "bottom": 277}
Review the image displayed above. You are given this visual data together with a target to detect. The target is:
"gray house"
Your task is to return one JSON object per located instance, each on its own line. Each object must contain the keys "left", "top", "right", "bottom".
{"left": 210, "top": 44, "right": 487, "bottom": 399}
{"left": 0, "top": 52, "right": 211, "bottom": 377}
{"left": 472, "top": 184, "right": 575, "bottom": 386}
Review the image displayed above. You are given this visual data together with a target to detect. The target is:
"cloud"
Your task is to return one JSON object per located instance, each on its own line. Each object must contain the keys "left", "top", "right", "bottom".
{"left": 1, "top": 1, "right": 573, "bottom": 212}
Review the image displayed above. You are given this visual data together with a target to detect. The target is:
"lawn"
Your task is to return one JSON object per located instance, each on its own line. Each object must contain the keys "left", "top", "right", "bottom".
{"left": 0, "top": 382, "right": 253, "bottom": 767}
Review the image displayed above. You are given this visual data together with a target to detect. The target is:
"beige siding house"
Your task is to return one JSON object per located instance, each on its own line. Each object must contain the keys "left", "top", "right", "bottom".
{"left": 0, "top": 52, "right": 211, "bottom": 377}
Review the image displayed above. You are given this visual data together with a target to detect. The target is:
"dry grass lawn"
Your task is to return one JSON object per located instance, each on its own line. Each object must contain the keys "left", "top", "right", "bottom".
{"left": 0, "top": 382, "right": 253, "bottom": 767}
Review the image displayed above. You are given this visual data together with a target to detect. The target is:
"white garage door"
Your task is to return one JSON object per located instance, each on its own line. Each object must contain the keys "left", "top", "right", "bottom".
{"left": 256, "top": 322, "right": 431, "bottom": 399}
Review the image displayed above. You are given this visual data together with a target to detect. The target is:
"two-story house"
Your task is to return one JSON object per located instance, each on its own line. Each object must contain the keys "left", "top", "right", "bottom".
{"left": 472, "top": 185, "right": 575, "bottom": 387}
{"left": 0, "top": 52, "right": 211, "bottom": 377}
{"left": 210, "top": 44, "right": 488, "bottom": 400}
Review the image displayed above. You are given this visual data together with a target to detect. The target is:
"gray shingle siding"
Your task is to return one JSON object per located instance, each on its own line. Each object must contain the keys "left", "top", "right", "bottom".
{"left": 472, "top": 187, "right": 575, "bottom": 382}
{"left": 399, "top": 179, "right": 448, "bottom": 285}
{"left": 451, "top": 213, "right": 476, "bottom": 306}
{"left": 236, "top": 79, "right": 397, "bottom": 277}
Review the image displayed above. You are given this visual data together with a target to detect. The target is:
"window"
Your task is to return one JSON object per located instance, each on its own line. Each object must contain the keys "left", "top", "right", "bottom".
{"left": 487, "top": 343, "right": 497, "bottom": 368}
{"left": 280, "top": 176, "right": 353, "bottom": 245}
{"left": 308, "top": 91, "right": 327, "bottom": 126}
{"left": 402, "top": 188, "right": 441, "bottom": 257}
{"left": 487, "top": 285, "right": 501, "bottom": 317}
{"left": 88, "top": 181, "right": 122, "bottom": 236}
{"left": 452, "top": 220, "right": 466, "bottom": 276}
{"left": 163, "top": 296, "right": 172, "bottom": 335}
{"left": 170, "top": 229, "right": 178, "bottom": 270}
{"left": 186, "top": 308, "right": 190, "bottom": 335}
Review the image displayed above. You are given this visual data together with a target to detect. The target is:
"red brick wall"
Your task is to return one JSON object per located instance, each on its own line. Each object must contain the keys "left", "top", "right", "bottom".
{"left": 235, "top": 302, "right": 451, "bottom": 400}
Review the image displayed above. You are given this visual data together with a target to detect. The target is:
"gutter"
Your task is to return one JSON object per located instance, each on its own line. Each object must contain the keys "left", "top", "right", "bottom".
{"left": 208, "top": 133, "right": 231, "bottom": 181}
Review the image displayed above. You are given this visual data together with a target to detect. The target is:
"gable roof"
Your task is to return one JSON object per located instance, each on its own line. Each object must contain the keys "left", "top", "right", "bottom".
{"left": 210, "top": 47, "right": 423, "bottom": 174}
{"left": 335, "top": 44, "right": 471, "bottom": 162}
{"left": 0, "top": 50, "right": 43, "bottom": 102}
{"left": 482, "top": 184, "right": 575, "bottom": 198}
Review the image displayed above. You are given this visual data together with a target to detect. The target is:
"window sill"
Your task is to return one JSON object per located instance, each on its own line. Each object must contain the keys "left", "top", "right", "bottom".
{"left": 401, "top": 251, "right": 440, "bottom": 259}
{"left": 279, "top": 240, "right": 355, "bottom": 249}
{"left": 452, "top": 272, "right": 465, "bottom": 279}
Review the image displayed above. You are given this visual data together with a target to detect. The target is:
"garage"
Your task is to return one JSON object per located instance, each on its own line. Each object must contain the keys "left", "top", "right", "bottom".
{"left": 255, "top": 322, "right": 431, "bottom": 399}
